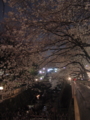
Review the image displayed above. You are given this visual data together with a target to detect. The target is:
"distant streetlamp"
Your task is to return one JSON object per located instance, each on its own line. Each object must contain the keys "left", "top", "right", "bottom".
{"left": 68, "top": 77, "right": 71, "bottom": 81}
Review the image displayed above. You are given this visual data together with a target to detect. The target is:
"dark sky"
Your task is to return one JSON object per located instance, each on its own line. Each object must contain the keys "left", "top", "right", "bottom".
{"left": 0, "top": 0, "right": 12, "bottom": 21}
{"left": 0, "top": 0, "right": 4, "bottom": 20}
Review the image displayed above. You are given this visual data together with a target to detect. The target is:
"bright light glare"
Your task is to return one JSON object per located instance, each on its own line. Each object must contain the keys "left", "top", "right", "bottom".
{"left": 47, "top": 68, "right": 53, "bottom": 72}
{"left": 68, "top": 77, "right": 71, "bottom": 81}
{"left": 0, "top": 86, "right": 3, "bottom": 90}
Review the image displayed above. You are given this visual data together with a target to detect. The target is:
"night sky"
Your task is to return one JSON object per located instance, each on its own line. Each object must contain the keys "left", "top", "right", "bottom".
{"left": 0, "top": 0, "right": 12, "bottom": 21}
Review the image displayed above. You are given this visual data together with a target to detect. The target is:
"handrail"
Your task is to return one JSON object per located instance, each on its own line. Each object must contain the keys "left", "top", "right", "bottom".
{"left": 74, "top": 95, "right": 80, "bottom": 120}
{"left": 71, "top": 81, "right": 80, "bottom": 120}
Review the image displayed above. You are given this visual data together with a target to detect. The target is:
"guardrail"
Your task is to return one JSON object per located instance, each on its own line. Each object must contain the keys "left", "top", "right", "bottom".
{"left": 75, "top": 82, "right": 90, "bottom": 120}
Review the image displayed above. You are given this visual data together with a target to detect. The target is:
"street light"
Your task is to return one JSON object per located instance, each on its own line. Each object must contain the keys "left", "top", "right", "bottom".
{"left": 35, "top": 79, "right": 38, "bottom": 82}
{"left": 68, "top": 77, "right": 71, "bottom": 81}
{"left": 0, "top": 86, "right": 4, "bottom": 90}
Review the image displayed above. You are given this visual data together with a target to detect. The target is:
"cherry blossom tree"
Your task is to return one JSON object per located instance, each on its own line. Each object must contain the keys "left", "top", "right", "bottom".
{"left": 0, "top": 20, "right": 42, "bottom": 90}
{"left": 2, "top": 0, "right": 90, "bottom": 81}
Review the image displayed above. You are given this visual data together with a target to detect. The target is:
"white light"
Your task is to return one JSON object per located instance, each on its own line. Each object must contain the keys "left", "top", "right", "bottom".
{"left": 0, "top": 86, "right": 4, "bottom": 90}
{"left": 47, "top": 69, "right": 50, "bottom": 72}
{"left": 36, "top": 94, "right": 40, "bottom": 99}
{"left": 55, "top": 68, "right": 58, "bottom": 71}
{"left": 35, "top": 79, "right": 38, "bottom": 82}
{"left": 39, "top": 71, "right": 42, "bottom": 74}
{"left": 47, "top": 68, "right": 53, "bottom": 72}
{"left": 43, "top": 68, "right": 45, "bottom": 70}
{"left": 68, "top": 77, "right": 71, "bottom": 81}
{"left": 54, "top": 68, "right": 58, "bottom": 72}
{"left": 40, "top": 77, "right": 43, "bottom": 80}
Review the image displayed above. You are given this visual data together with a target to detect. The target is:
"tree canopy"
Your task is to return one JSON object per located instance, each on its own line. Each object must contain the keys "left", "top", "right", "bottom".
{"left": 0, "top": 0, "right": 90, "bottom": 88}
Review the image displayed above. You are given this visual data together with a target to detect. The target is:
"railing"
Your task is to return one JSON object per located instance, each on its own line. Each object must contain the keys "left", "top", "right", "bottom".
{"left": 75, "top": 82, "right": 90, "bottom": 120}
{"left": 72, "top": 81, "right": 90, "bottom": 120}
{"left": 71, "top": 81, "right": 80, "bottom": 120}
